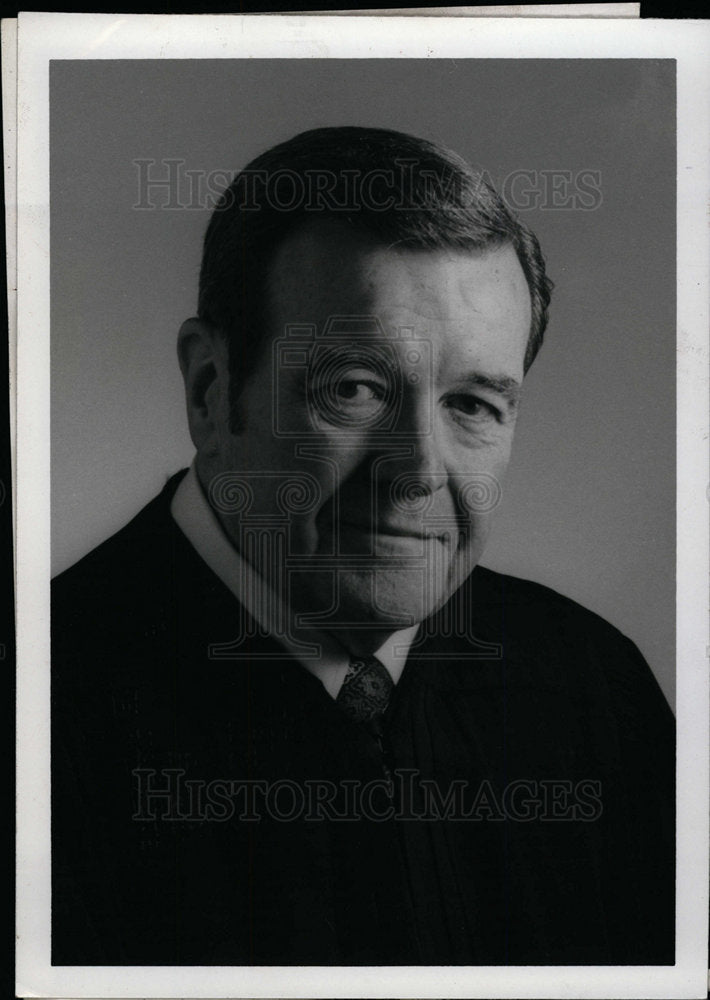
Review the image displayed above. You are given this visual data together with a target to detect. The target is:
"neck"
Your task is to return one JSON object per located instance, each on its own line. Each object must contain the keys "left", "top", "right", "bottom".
{"left": 323, "top": 625, "right": 407, "bottom": 659}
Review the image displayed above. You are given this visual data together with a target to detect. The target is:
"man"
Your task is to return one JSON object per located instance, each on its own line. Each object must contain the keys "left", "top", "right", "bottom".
{"left": 52, "top": 126, "right": 674, "bottom": 966}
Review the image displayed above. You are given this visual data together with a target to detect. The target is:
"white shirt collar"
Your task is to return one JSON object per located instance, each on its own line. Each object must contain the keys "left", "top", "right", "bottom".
{"left": 170, "top": 461, "right": 419, "bottom": 699}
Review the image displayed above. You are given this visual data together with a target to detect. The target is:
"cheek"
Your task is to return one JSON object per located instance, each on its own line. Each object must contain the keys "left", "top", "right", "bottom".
{"left": 301, "top": 436, "right": 373, "bottom": 489}
{"left": 281, "top": 442, "right": 371, "bottom": 550}
{"left": 448, "top": 437, "right": 513, "bottom": 514}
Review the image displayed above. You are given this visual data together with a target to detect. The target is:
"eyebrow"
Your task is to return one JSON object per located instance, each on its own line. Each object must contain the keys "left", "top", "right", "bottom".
{"left": 308, "top": 344, "right": 401, "bottom": 379}
{"left": 454, "top": 373, "right": 523, "bottom": 406}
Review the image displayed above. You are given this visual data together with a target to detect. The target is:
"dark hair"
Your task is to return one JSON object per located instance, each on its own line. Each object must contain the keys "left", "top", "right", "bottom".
{"left": 198, "top": 126, "right": 552, "bottom": 427}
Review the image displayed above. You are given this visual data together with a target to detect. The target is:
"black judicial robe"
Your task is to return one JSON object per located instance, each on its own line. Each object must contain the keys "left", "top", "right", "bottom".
{"left": 52, "top": 471, "right": 675, "bottom": 966}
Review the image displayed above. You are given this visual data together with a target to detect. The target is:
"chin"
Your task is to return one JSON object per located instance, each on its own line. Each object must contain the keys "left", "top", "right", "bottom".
{"left": 291, "top": 567, "right": 452, "bottom": 632}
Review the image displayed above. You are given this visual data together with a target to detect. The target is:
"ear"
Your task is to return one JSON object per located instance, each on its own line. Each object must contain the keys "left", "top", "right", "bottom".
{"left": 177, "top": 318, "right": 229, "bottom": 456}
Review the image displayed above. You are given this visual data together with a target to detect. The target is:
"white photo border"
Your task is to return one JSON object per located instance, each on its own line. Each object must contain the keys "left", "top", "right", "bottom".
{"left": 15, "top": 11, "right": 710, "bottom": 999}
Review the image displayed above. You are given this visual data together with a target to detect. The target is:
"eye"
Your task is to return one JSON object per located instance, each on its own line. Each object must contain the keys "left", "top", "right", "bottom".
{"left": 443, "top": 394, "right": 499, "bottom": 424}
{"left": 309, "top": 368, "right": 390, "bottom": 427}
{"left": 333, "top": 379, "right": 385, "bottom": 405}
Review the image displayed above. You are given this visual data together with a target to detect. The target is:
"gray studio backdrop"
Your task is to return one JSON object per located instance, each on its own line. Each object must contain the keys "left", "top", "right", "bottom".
{"left": 50, "top": 58, "right": 676, "bottom": 708}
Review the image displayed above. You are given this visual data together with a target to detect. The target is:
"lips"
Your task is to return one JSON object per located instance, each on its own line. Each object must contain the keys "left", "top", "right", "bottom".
{"left": 338, "top": 520, "right": 443, "bottom": 540}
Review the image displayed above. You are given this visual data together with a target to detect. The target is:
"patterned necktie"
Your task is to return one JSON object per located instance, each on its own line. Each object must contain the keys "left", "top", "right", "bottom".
{"left": 336, "top": 656, "right": 394, "bottom": 724}
{"left": 337, "top": 657, "right": 395, "bottom": 790}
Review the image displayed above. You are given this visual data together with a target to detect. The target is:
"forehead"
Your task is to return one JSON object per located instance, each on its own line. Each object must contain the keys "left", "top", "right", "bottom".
{"left": 267, "top": 221, "right": 531, "bottom": 375}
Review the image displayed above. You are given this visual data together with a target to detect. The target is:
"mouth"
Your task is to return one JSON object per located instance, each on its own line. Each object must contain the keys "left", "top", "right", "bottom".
{"left": 338, "top": 520, "right": 445, "bottom": 541}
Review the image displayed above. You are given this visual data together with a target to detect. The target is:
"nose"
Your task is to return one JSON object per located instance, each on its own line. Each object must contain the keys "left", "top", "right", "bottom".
{"left": 370, "top": 396, "right": 448, "bottom": 502}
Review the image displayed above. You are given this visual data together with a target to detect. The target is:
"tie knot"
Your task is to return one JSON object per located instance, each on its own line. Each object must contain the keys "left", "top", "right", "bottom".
{"left": 336, "top": 656, "right": 394, "bottom": 723}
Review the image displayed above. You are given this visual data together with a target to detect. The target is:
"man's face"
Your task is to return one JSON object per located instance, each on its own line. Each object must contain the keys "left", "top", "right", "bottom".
{"left": 209, "top": 222, "right": 530, "bottom": 638}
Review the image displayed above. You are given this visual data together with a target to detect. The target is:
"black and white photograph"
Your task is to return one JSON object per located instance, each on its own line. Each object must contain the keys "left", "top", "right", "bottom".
{"left": 13, "top": 12, "right": 710, "bottom": 999}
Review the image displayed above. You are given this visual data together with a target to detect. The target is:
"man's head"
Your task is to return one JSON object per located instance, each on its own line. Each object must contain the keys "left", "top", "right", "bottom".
{"left": 178, "top": 127, "right": 552, "bottom": 649}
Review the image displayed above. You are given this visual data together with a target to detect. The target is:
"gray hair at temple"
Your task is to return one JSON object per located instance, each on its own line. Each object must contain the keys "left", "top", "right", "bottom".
{"left": 197, "top": 125, "right": 553, "bottom": 432}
